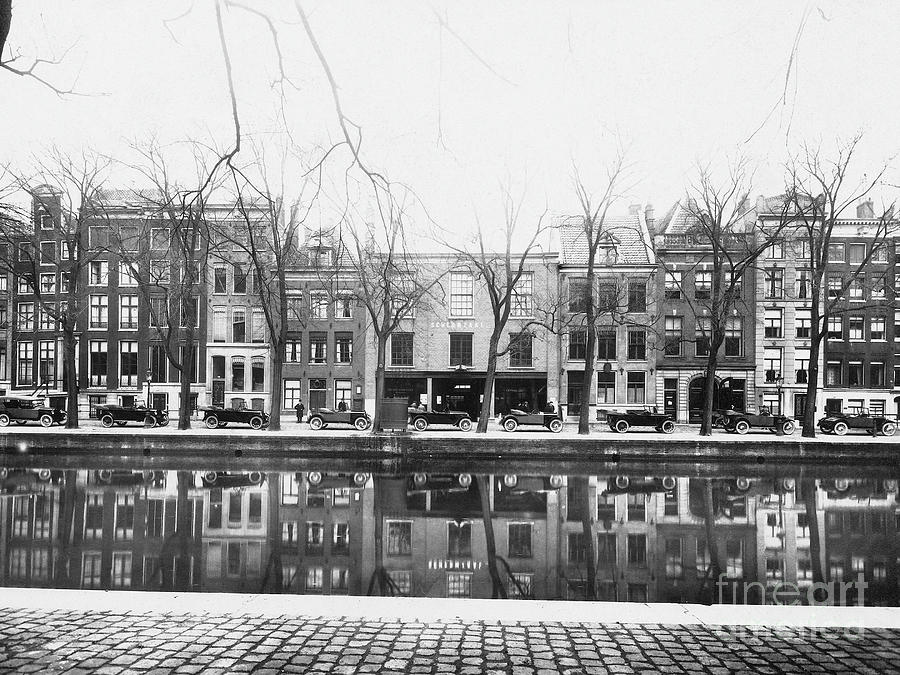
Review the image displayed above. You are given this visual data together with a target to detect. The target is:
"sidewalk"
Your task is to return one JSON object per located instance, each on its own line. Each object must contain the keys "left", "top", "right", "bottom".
{"left": 2, "top": 590, "right": 900, "bottom": 673}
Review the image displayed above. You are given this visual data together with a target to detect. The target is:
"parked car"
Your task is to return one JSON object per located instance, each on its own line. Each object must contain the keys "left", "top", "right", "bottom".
{"left": 199, "top": 471, "right": 265, "bottom": 488}
{"left": 817, "top": 409, "right": 897, "bottom": 436}
{"left": 200, "top": 406, "right": 269, "bottom": 430}
{"left": 499, "top": 409, "right": 563, "bottom": 433}
{"left": 408, "top": 407, "right": 473, "bottom": 431}
{"left": 719, "top": 409, "right": 795, "bottom": 435}
{"left": 307, "top": 408, "right": 372, "bottom": 431}
{"left": 0, "top": 397, "right": 67, "bottom": 427}
{"left": 97, "top": 404, "right": 169, "bottom": 428}
{"left": 95, "top": 469, "right": 165, "bottom": 487}
{"left": 604, "top": 407, "right": 675, "bottom": 434}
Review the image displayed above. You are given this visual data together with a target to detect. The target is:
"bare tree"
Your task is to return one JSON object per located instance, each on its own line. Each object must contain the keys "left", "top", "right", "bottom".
{"left": 437, "top": 188, "right": 549, "bottom": 432}
{"left": 0, "top": 150, "right": 110, "bottom": 427}
{"left": 671, "top": 162, "right": 787, "bottom": 435}
{"left": 780, "top": 135, "right": 897, "bottom": 437}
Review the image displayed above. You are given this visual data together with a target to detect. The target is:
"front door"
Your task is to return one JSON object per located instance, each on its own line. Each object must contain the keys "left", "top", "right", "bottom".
{"left": 663, "top": 378, "right": 678, "bottom": 418}
{"left": 794, "top": 394, "right": 807, "bottom": 420}
{"left": 212, "top": 380, "right": 225, "bottom": 407}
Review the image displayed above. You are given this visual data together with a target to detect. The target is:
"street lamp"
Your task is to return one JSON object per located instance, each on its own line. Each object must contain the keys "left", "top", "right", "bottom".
{"left": 145, "top": 369, "right": 153, "bottom": 409}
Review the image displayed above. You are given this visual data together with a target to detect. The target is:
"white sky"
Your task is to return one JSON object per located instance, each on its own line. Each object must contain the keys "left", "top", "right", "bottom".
{"left": 3, "top": 1, "right": 900, "bottom": 240}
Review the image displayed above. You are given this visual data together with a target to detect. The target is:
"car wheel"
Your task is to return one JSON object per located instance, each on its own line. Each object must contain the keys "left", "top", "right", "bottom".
{"left": 205, "top": 416, "right": 219, "bottom": 430}
{"left": 250, "top": 416, "right": 264, "bottom": 430}
{"left": 549, "top": 419, "right": 563, "bottom": 433}
{"left": 354, "top": 416, "right": 370, "bottom": 431}
{"left": 309, "top": 416, "right": 324, "bottom": 431}
{"left": 413, "top": 417, "right": 428, "bottom": 432}
{"left": 0, "top": 414, "right": 9, "bottom": 427}
{"left": 661, "top": 420, "right": 675, "bottom": 434}
{"left": 503, "top": 418, "right": 518, "bottom": 432}
{"left": 834, "top": 421, "right": 848, "bottom": 436}
{"left": 881, "top": 422, "right": 897, "bottom": 436}
{"left": 144, "top": 415, "right": 157, "bottom": 428}
{"left": 458, "top": 418, "right": 473, "bottom": 432}
{"left": 39, "top": 414, "right": 53, "bottom": 428}
{"left": 614, "top": 419, "right": 630, "bottom": 434}
{"left": 100, "top": 415, "right": 114, "bottom": 428}
{"left": 734, "top": 420, "right": 750, "bottom": 435}
{"left": 782, "top": 420, "right": 796, "bottom": 435}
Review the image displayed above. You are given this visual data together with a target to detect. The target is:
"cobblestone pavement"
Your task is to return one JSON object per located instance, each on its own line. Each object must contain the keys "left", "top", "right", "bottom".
{"left": 2, "top": 608, "right": 900, "bottom": 674}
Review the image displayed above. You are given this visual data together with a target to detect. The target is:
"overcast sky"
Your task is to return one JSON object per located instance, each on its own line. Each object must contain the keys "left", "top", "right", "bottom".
{"left": 3, "top": 1, "right": 900, "bottom": 238}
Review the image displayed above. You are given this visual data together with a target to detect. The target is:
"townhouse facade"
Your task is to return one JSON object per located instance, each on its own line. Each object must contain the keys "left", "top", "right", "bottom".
{"left": 556, "top": 207, "right": 658, "bottom": 421}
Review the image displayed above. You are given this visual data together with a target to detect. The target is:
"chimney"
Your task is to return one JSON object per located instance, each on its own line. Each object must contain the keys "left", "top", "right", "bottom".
{"left": 857, "top": 199, "right": 874, "bottom": 219}
{"left": 629, "top": 203, "right": 641, "bottom": 216}
{"left": 644, "top": 204, "right": 655, "bottom": 234}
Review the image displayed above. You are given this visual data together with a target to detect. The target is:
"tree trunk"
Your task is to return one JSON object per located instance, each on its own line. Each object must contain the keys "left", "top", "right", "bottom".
{"left": 801, "top": 478, "right": 825, "bottom": 583}
{"left": 478, "top": 332, "right": 501, "bottom": 433}
{"left": 270, "top": 476, "right": 283, "bottom": 590}
{"left": 579, "top": 325, "right": 596, "bottom": 435}
{"left": 268, "top": 347, "right": 284, "bottom": 432}
{"left": 802, "top": 330, "right": 822, "bottom": 438}
{"left": 478, "top": 475, "right": 507, "bottom": 598}
{"left": 368, "top": 476, "right": 386, "bottom": 595}
{"left": 699, "top": 338, "right": 723, "bottom": 436}
{"left": 373, "top": 333, "right": 388, "bottom": 432}
{"left": 701, "top": 479, "right": 723, "bottom": 602}
{"left": 173, "top": 471, "right": 192, "bottom": 591}
{"left": 177, "top": 331, "right": 193, "bottom": 430}
{"left": 54, "top": 469, "right": 78, "bottom": 587}
{"left": 63, "top": 326, "right": 78, "bottom": 428}
{"left": 575, "top": 476, "right": 596, "bottom": 600}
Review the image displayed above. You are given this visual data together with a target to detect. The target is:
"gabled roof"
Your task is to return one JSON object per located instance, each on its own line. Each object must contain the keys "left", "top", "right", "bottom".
{"left": 557, "top": 213, "right": 653, "bottom": 266}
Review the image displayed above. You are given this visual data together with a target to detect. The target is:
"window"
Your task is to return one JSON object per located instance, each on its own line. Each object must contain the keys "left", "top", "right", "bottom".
{"left": 251, "top": 359, "right": 264, "bottom": 392}
{"left": 60, "top": 240, "right": 72, "bottom": 260}
{"left": 568, "top": 532, "right": 587, "bottom": 564}
{"left": 305, "top": 522, "right": 324, "bottom": 554}
{"left": 848, "top": 361, "right": 863, "bottom": 387}
{"left": 38, "top": 208, "right": 53, "bottom": 229}
{"left": 627, "top": 329, "right": 646, "bottom": 360}
{"left": 664, "top": 316, "right": 683, "bottom": 356}
{"left": 694, "top": 271, "right": 711, "bottom": 300}
{"left": 627, "top": 492, "right": 645, "bottom": 521}
{"left": 627, "top": 281, "right": 646, "bottom": 312}
{"left": 285, "top": 336, "right": 301, "bottom": 363}
{"left": 149, "top": 344, "right": 166, "bottom": 384}
{"left": 627, "top": 534, "right": 646, "bottom": 565}
{"left": 449, "top": 272, "right": 474, "bottom": 317}
{"left": 18, "top": 242, "right": 33, "bottom": 262}
{"left": 765, "top": 241, "right": 784, "bottom": 259}
{"left": 309, "top": 332, "right": 327, "bottom": 364}
{"left": 82, "top": 553, "right": 102, "bottom": 589}
{"left": 115, "top": 494, "right": 134, "bottom": 541}
{"left": 89, "top": 261, "right": 109, "bottom": 286}
{"left": 38, "top": 340, "right": 54, "bottom": 384}
{"left": 827, "top": 275, "right": 842, "bottom": 299}
{"left": 150, "top": 260, "right": 169, "bottom": 285}
{"left": 232, "top": 309, "right": 246, "bottom": 342}
{"left": 597, "top": 281, "right": 618, "bottom": 312}
{"left": 447, "top": 573, "right": 472, "bottom": 598}
{"left": 825, "top": 361, "right": 841, "bottom": 386}
{"left": 511, "top": 272, "right": 533, "bottom": 317}
{"left": 231, "top": 357, "right": 244, "bottom": 391}
{"left": 120, "top": 341, "right": 138, "bottom": 387}
{"left": 795, "top": 308, "right": 811, "bottom": 339}
{"left": 849, "top": 278, "right": 864, "bottom": 301}
{"left": 626, "top": 372, "right": 645, "bottom": 404}
{"left": 597, "top": 329, "right": 616, "bottom": 360}
{"left": 90, "top": 226, "right": 110, "bottom": 248}
{"left": 119, "top": 295, "right": 138, "bottom": 330}
{"left": 18, "top": 276, "right": 30, "bottom": 294}
{"left": 696, "top": 316, "right": 711, "bottom": 356}
{"left": 665, "top": 539, "right": 683, "bottom": 579}
{"left": 213, "top": 267, "right": 227, "bottom": 294}
{"left": 724, "top": 317, "right": 742, "bottom": 356}
{"left": 763, "top": 348, "right": 781, "bottom": 383}
{"left": 39, "top": 304, "right": 55, "bottom": 330}
{"left": 310, "top": 292, "right": 328, "bottom": 319}
{"left": 328, "top": 379, "right": 350, "bottom": 409}
{"left": 305, "top": 567, "right": 324, "bottom": 592}
{"left": 795, "top": 239, "right": 810, "bottom": 260}
{"left": 568, "top": 278, "right": 588, "bottom": 313}
{"left": 508, "top": 523, "right": 532, "bottom": 558}
{"left": 391, "top": 333, "right": 413, "bottom": 366}
{"left": 17, "top": 302, "right": 34, "bottom": 330}
{"left": 17, "top": 342, "right": 33, "bottom": 384}
{"left": 251, "top": 309, "right": 265, "bottom": 343}
{"left": 387, "top": 521, "right": 412, "bottom": 556}
{"left": 233, "top": 263, "right": 247, "bottom": 293}
{"left": 118, "top": 263, "right": 138, "bottom": 287}
{"left": 664, "top": 271, "right": 682, "bottom": 300}
{"left": 849, "top": 316, "right": 864, "bottom": 341}
{"left": 568, "top": 330, "right": 586, "bottom": 360}
{"left": 39, "top": 272, "right": 55, "bottom": 294}
{"left": 827, "top": 316, "right": 842, "bottom": 340}
{"left": 764, "top": 268, "right": 783, "bottom": 298}
{"left": 871, "top": 362, "right": 885, "bottom": 388}
{"left": 597, "top": 371, "right": 615, "bottom": 404}
{"left": 449, "top": 333, "right": 473, "bottom": 367}
{"left": 796, "top": 269, "right": 811, "bottom": 299}
{"left": 335, "top": 333, "right": 353, "bottom": 364}
{"left": 795, "top": 348, "right": 810, "bottom": 384}
{"left": 88, "top": 340, "right": 107, "bottom": 386}
{"left": 448, "top": 521, "right": 472, "bottom": 558}
{"left": 509, "top": 333, "right": 533, "bottom": 368}
{"left": 509, "top": 573, "right": 533, "bottom": 599}
{"left": 179, "top": 297, "right": 198, "bottom": 328}
{"left": 848, "top": 243, "right": 866, "bottom": 265}
{"left": 283, "top": 379, "right": 301, "bottom": 410}
{"left": 89, "top": 295, "right": 108, "bottom": 328}
{"left": 895, "top": 311, "right": 900, "bottom": 341}
{"left": 828, "top": 243, "right": 845, "bottom": 262}
{"left": 764, "top": 309, "right": 782, "bottom": 338}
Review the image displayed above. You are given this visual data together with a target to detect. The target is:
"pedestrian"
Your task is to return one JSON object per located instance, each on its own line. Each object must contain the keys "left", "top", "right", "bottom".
{"left": 295, "top": 401, "right": 305, "bottom": 423}
{"left": 337, "top": 399, "right": 348, "bottom": 412}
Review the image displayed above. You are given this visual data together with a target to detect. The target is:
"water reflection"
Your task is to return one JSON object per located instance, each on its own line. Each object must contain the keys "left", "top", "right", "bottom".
{"left": 2, "top": 465, "right": 899, "bottom": 606}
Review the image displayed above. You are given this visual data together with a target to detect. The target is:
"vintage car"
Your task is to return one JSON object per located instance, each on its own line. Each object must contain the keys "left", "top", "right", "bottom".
{"left": 0, "top": 396, "right": 67, "bottom": 427}
{"left": 408, "top": 407, "right": 473, "bottom": 432}
{"left": 499, "top": 409, "right": 563, "bottom": 433}
{"left": 307, "top": 408, "right": 372, "bottom": 431}
{"left": 817, "top": 409, "right": 897, "bottom": 436}
{"left": 719, "top": 409, "right": 796, "bottom": 435}
{"left": 604, "top": 407, "right": 675, "bottom": 434}
{"left": 201, "top": 406, "right": 269, "bottom": 430}
{"left": 0, "top": 468, "right": 61, "bottom": 495}
{"left": 199, "top": 471, "right": 266, "bottom": 488}
{"left": 97, "top": 404, "right": 169, "bottom": 428}
{"left": 95, "top": 469, "right": 165, "bottom": 487}
{"left": 601, "top": 475, "right": 678, "bottom": 495}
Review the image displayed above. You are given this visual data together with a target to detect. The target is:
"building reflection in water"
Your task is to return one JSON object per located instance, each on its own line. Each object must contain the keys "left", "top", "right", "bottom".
{"left": 2, "top": 466, "right": 898, "bottom": 606}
